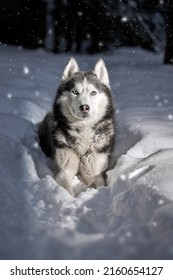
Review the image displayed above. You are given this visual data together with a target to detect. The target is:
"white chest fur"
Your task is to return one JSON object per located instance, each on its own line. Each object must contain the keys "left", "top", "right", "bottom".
{"left": 70, "top": 126, "right": 99, "bottom": 156}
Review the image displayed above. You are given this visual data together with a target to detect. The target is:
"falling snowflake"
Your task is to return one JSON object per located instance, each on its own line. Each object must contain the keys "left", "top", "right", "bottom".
{"left": 116, "top": 109, "right": 120, "bottom": 114}
{"left": 126, "top": 231, "right": 132, "bottom": 238}
{"left": 118, "top": 236, "right": 125, "bottom": 244}
{"left": 23, "top": 66, "right": 30, "bottom": 75}
{"left": 120, "top": 174, "right": 126, "bottom": 181}
{"left": 152, "top": 221, "right": 158, "bottom": 227}
{"left": 33, "top": 142, "right": 39, "bottom": 149}
{"left": 154, "top": 95, "right": 159, "bottom": 100}
{"left": 158, "top": 199, "right": 164, "bottom": 205}
{"left": 38, "top": 39, "right": 43, "bottom": 45}
{"left": 7, "top": 93, "right": 12, "bottom": 99}
{"left": 168, "top": 114, "right": 173, "bottom": 120}
{"left": 78, "top": 11, "right": 83, "bottom": 16}
{"left": 86, "top": 33, "right": 91, "bottom": 39}
{"left": 98, "top": 41, "right": 104, "bottom": 47}
{"left": 35, "top": 91, "right": 40, "bottom": 96}
{"left": 121, "top": 16, "right": 128, "bottom": 23}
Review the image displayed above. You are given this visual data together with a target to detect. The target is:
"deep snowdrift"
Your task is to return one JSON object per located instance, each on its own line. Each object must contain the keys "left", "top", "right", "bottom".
{"left": 0, "top": 45, "right": 173, "bottom": 259}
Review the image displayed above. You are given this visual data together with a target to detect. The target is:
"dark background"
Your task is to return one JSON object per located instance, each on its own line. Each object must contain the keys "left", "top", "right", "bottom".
{"left": 0, "top": 0, "right": 172, "bottom": 64}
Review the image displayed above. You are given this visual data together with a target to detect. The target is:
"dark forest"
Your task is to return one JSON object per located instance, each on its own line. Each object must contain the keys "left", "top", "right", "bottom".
{"left": 0, "top": 0, "right": 172, "bottom": 63}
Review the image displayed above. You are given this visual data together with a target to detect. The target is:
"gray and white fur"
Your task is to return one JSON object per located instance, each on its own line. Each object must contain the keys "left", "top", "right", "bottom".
{"left": 38, "top": 58, "right": 116, "bottom": 196}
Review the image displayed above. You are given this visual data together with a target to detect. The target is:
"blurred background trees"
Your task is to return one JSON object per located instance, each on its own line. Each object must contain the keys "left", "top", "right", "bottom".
{"left": 164, "top": 0, "right": 173, "bottom": 64}
{"left": 0, "top": 0, "right": 172, "bottom": 64}
{"left": 0, "top": 0, "right": 47, "bottom": 48}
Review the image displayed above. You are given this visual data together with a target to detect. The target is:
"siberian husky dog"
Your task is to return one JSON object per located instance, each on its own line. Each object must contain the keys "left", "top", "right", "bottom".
{"left": 38, "top": 58, "right": 116, "bottom": 196}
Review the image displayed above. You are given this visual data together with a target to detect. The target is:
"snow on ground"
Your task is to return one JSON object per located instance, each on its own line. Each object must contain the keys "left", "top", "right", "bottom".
{"left": 0, "top": 44, "right": 173, "bottom": 259}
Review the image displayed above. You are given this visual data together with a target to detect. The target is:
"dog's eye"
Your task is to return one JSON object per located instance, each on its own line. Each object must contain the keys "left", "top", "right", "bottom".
{"left": 90, "top": 91, "right": 97, "bottom": 96}
{"left": 71, "top": 90, "right": 79, "bottom": 96}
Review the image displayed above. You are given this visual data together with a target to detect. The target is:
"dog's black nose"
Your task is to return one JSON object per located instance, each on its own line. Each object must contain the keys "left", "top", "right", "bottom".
{"left": 79, "top": 104, "right": 90, "bottom": 113}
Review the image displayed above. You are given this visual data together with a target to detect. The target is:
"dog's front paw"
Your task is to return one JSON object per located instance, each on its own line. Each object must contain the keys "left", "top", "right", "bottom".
{"left": 54, "top": 175, "right": 75, "bottom": 197}
{"left": 73, "top": 182, "right": 87, "bottom": 196}
{"left": 65, "top": 186, "right": 75, "bottom": 197}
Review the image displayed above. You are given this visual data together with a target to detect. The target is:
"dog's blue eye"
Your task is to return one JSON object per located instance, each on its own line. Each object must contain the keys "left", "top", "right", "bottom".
{"left": 90, "top": 91, "right": 97, "bottom": 96}
{"left": 72, "top": 90, "right": 79, "bottom": 96}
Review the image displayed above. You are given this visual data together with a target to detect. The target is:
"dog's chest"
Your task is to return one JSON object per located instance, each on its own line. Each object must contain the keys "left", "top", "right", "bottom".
{"left": 70, "top": 126, "right": 100, "bottom": 155}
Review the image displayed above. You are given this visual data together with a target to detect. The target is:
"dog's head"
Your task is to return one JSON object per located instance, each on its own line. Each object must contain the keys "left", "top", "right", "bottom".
{"left": 55, "top": 58, "right": 113, "bottom": 123}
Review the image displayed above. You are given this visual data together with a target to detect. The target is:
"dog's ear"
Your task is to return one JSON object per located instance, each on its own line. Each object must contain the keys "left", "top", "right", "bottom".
{"left": 93, "top": 59, "right": 110, "bottom": 88}
{"left": 62, "top": 57, "right": 79, "bottom": 80}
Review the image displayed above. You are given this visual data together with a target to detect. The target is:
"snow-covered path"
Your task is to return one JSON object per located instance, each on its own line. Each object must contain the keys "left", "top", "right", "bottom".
{"left": 0, "top": 45, "right": 173, "bottom": 259}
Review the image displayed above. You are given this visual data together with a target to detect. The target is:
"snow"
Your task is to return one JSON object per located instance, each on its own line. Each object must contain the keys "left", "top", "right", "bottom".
{"left": 0, "top": 44, "right": 173, "bottom": 259}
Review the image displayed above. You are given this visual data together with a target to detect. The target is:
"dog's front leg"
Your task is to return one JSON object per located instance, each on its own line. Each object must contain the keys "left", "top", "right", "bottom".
{"left": 54, "top": 148, "right": 79, "bottom": 196}
{"left": 79, "top": 152, "right": 108, "bottom": 188}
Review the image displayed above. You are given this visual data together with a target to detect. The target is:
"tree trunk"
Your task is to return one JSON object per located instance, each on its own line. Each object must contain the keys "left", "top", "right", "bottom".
{"left": 22, "top": 0, "right": 47, "bottom": 49}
